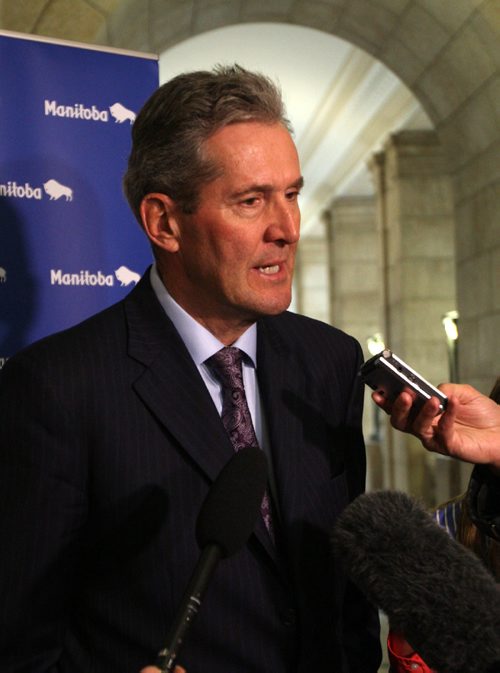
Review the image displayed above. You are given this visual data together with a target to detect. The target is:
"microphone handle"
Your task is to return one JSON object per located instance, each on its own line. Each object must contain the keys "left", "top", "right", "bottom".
{"left": 156, "top": 544, "right": 222, "bottom": 672}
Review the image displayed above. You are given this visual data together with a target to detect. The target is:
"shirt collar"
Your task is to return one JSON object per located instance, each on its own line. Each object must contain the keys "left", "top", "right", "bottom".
{"left": 150, "top": 264, "right": 257, "bottom": 367}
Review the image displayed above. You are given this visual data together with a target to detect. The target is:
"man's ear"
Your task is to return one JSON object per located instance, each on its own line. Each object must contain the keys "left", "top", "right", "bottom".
{"left": 139, "top": 193, "right": 181, "bottom": 252}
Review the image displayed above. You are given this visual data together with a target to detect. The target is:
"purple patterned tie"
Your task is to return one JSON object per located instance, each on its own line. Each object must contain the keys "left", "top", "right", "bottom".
{"left": 206, "top": 347, "right": 274, "bottom": 541}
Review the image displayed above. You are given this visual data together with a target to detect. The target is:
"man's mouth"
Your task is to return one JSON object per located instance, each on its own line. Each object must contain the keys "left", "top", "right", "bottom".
{"left": 258, "top": 264, "right": 280, "bottom": 274}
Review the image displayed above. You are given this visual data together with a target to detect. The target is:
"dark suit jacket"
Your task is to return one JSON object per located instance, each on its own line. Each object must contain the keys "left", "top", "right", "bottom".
{"left": 0, "top": 272, "right": 381, "bottom": 673}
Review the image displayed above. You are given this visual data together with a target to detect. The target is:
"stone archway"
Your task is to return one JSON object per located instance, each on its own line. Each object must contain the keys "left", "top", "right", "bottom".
{"left": 99, "top": 0, "right": 499, "bottom": 390}
{"left": 4, "top": 0, "right": 497, "bottom": 387}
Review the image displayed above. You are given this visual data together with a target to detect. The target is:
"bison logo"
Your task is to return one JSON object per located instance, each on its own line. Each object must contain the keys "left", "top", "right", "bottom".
{"left": 109, "top": 103, "right": 136, "bottom": 124}
{"left": 43, "top": 179, "right": 73, "bottom": 201}
{"left": 115, "top": 266, "right": 140, "bottom": 286}
{"left": 0, "top": 267, "right": 6, "bottom": 283}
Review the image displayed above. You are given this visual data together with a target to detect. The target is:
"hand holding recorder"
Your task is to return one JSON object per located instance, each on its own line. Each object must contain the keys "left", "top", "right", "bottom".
{"left": 360, "top": 350, "right": 500, "bottom": 471}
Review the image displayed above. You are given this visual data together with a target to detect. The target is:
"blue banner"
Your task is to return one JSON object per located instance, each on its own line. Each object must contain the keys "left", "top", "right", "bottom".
{"left": 0, "top": 32, "right": 158, "bottom": 367}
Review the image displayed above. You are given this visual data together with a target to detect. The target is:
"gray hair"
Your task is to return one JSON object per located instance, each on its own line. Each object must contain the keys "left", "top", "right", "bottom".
{"left": 123, "top": 64, "right": 292, "bottom": 220}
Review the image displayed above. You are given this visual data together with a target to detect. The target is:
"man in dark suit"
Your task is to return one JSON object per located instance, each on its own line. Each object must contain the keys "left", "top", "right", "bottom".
{"left": 0, "top": 65, "right": 381, "bottom": 673}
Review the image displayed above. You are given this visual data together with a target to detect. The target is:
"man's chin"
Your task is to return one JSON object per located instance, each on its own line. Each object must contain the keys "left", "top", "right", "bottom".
{"left": 248, "top": 297, "right": 292, "bottom": 319}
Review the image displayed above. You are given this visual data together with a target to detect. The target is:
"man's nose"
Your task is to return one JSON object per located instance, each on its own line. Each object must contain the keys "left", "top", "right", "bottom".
{"left": 265, "top": 199, "right": 300, "bottom": 244}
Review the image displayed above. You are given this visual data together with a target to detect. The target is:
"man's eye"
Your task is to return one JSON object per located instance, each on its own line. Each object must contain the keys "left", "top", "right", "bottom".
{"left": 286, "top": 190, "right": 300, "bottom": 201}
{"left": 241, "top": 196, "right": 260, "bottom": 206}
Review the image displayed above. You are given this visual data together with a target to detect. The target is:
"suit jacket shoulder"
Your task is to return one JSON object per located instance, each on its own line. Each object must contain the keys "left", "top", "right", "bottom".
{"left": 258, "top": 310, "right": 364, "bottom": 419}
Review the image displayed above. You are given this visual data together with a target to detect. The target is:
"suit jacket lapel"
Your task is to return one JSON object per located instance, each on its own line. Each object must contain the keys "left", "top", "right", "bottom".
{"left": 124, "top": 275, "right": 234, "bottom": 483}
{"left": 123, "top": 277, "right": 290, "bottom": 570}
{"left": 257, "top": 317, "right": 306, "bottom": 514}
{"left": 257, "top": 317, "right": 339, "bottom": 534}
{"left": 258, "top": 313, "right": 355, "bottom": 565}
{"left": 255, "top": 318, "right": 309, "bottom": 567}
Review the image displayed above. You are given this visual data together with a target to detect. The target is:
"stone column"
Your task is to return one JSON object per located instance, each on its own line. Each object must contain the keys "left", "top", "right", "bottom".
{"left": 327, "top": 196, "right": 380, "bottom": 348}
{"left": 325, "top": 195, "right": 386, "bottom": 491}
{"left": 293, "top": 220, "right": 330, "bottom": 324}
{"left": 370, "top": 130, "right": 459, "bottom": 502}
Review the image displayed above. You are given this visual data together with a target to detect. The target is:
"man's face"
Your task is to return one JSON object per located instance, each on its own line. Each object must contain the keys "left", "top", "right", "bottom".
{"left": 162, "top": 121, "right": 302, "bottom": 339}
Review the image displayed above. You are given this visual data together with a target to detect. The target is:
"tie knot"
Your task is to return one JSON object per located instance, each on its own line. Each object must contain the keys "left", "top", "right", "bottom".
{"left": 206, "top": 347, "right": 245, "bottom": 390}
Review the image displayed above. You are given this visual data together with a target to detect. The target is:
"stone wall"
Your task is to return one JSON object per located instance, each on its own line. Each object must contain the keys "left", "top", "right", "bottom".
{"left": 2, "top": 0, "right": 498, "bottom": 391}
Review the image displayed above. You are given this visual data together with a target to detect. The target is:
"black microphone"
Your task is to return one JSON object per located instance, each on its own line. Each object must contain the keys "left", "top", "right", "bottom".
{"left": 155, "top": 446, "right": 268, "bottom": 672}
{"left": 331, "top": 490, "right": 500, "bottom": 673}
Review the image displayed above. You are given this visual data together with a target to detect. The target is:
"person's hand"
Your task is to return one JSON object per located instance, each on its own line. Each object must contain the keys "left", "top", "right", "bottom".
{"left": 372, "top": 383, "right": 500, "bottom": 472}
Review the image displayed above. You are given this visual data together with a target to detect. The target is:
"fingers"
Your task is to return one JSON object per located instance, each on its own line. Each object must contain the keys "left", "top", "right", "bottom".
{"left": 410, "top": 397, "right": 443, "bottom": 435}
{"left": 372, "top": 390, "right": 415, "bottom": 431}
{"left": 437, "top": 382, "right": 476, "bottom": 402}
{"left": 435, "top": 394, "right": 459, "bottom": 433}
{"left": 371, "top": 390, "right": 414, "bottom": 418}
{"left": 371, "top": 390, "right": 392, "bottom": 412}
{"left": 390, "top": 391, "right": 418, "bottom": 430}
{"left": 372, "top": 389, "right": 444, "bottom": 440}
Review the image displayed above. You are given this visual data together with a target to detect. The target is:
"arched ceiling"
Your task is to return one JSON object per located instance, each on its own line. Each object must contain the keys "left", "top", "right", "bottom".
{"left": 1, "top": 0, "right": 496, "bottom": 238}
{"left": 159, "top": 23, "right": 432, "bottom": 235}
{"left": 2, "top": 0, "right": 499, "bottom": 386}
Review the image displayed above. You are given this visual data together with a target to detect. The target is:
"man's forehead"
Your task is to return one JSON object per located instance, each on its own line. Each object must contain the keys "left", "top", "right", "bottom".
{"left": 206, "top": 120, "right": 295, "bottom": 148}
{"left": 206, "top": 123, "right": 298, "bottom": 165}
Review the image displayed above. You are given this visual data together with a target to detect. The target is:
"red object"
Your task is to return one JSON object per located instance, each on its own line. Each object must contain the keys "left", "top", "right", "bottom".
{"left": 387, "top": 631, "right": 438, "bottom": 673}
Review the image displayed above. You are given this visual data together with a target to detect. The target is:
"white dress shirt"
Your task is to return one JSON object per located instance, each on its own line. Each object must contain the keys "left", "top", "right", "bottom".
{"left": 149, "top": 265, "right": 275, "bottom": 480}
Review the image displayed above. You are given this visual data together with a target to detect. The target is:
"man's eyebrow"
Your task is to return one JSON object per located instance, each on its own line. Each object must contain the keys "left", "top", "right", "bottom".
{"left": 231, "top": 176, "right": 304, "bottom": 198}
